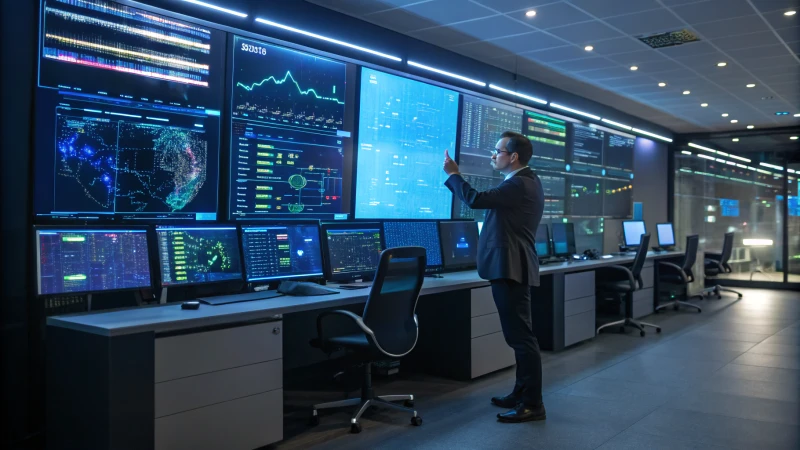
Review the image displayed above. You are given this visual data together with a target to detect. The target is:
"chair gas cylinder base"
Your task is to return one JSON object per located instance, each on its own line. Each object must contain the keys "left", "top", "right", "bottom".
{"left": 703, "top": 232, "right": 743, "bottom": 300}
{"left": 656, "top": 235, "right": 703, "bottom": 313}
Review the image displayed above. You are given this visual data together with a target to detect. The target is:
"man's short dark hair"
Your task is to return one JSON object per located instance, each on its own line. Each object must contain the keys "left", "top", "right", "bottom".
{"left": 501, "top": 131, "right": 533, "bottom": 165}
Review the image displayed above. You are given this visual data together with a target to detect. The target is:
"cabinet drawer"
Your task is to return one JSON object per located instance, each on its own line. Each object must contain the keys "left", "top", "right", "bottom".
{"left": 632, "top": 288, "right": 654, "bottom": 319}
{"left": 564, "top": 272, "right": 595, "bottom": 300}
{"left": 565, "top": 295, "right": 595, "bottom": 317}
{"left": 470, "top": 287, "right": 497, "bottom": 317}
{"left": 155, "top": 389, "right": 282, "bottom": 450}
{"left": 155, "top": 322, "right": 282, "bottom": 383}
{"left": 640, "top": 267, "right": 654, "bottom": 289}
{"left": 470, "top": 332, "right": 514, "bottom": 378}
{"left": 471, "top": 313, "right": 502, "bottom": 338}
{"left": 156, "top": 359, "right": 282, "bottom": 418}
{"left": 564, "top": 310, "right": 595, "bottom": 347}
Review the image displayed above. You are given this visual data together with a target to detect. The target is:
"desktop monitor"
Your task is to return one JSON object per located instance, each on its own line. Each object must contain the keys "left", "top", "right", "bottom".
{"left": 382, "top": 221, "right": 443, "bottom": 274}
{"left": 622, "top": 220, "right": 647, "bottom": 247}
{"left": 535, "top": 224, "right": 551, "bottom": 258}
{"left": 656, "top": 223, "right": 676, "bottom": 248}
{"left": 155, "top": 226, "right": 243, "bottom": 287}
{"left": 35, "top": 227, "right": 152, "bottom": 296}
{"left": 321, "top": 222, "right": 383, "bottom": 283}
{"left": 551, "top": 222, "right": 577, "bottom": 256}
{"left": 439, "top": 220, "right": 479, "bottom": 271}
{"left": 241, "top": 222, "right": 324, "bottom": 283}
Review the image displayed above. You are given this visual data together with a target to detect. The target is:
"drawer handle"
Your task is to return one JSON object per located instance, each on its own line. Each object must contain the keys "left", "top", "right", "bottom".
{"left": 272, "top": 327, "right": 281, "bottom": 335}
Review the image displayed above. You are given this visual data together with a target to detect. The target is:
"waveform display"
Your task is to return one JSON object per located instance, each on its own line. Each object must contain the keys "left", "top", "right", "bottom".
{"left": 603, "top": 179, "right": 633, "bottom": 218}
{"left": 40, "top": 0, "right": 223, "bottom": 108}
{"left": 50, "top": 104, "right": 216, "bottom": 216}
{"left": 324, "top": 228, "right": 382, "bottom": 275}
{"left": 568, "top": 175, "right": 603, "bottom": 217}
{"left": 383, "top": 221, "right": 443, "bottom": 268}
{"left": 156, "top": 226, "right": 242, "bottom": 286}
{"left": 460, "top": 95, "right": 523, "bottom": 155}
{"left": 37, "top": 228, "right": 151, "bottom": 295}
{"left": 229, "top": 122, "right": 344, "bottom": 218}
{"left": 356, "top": 68, "right": 458, "bottom": 219}
{"left": 525, "top": 111, "right": 567, "bottom": 164}
{"left": 242, "top": 224, "right": 324, "bottom": 282}
{"left": 231, "top": 36, "right": 347, "bottom": 132}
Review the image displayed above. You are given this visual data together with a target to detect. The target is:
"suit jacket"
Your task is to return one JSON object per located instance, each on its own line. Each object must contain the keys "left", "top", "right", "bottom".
{"left": 445, "top": 167, "right": 545, "bottom": 286}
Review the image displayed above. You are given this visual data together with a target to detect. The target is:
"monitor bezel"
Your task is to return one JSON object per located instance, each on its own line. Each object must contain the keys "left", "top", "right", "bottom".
{"left": 551, "top": 222, "right": 577, "bottom": 257}
{"left": 622, "top": 220, "right": 647, "bottom": 248}
{"left": 535, "top": 223, "right": 552, "bottom": 258}
{"left": 33, "top": 225, "right": 154, "bottom": 296}
{"left": 320, "top": 221, "right": 384, "bottom": 283}
{"left": 240, "top": 220, "right": 325, "bottom": 283}
{"left": 380, "top": 219, "right": 444, "bottom": 275}
{"left": 154, "top": 225, "right": 244, "bottom": 288}
{"left": 438, "top": 219, "right": 479, "bottom": 272}
{"left": 656, "top": 222, "right": 676, "bottom": 247}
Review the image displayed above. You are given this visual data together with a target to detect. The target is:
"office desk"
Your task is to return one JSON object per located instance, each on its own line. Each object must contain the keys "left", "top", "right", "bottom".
{"left": 45, "top": 251, "right": 681, "bottom": 450}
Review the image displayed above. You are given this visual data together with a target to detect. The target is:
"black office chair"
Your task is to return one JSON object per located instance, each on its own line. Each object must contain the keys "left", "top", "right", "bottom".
{"left": 703, "top": 232, "right": 743, "bottom": 299}
{"left": 596, "top": 233, "right": 661, "bottom": 337}
{"left": 656, "top": 234, "right": 703, "bottom": 313}
{"left": 310, "top": 247, "right": 425, "bottom": 434}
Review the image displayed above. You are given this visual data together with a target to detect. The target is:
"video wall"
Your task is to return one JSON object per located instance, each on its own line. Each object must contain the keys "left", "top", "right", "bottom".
{"left": 33, "top": 0, "right": 636, "bottom": 226}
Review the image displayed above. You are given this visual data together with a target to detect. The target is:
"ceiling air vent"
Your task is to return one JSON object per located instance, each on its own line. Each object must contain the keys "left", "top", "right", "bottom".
{"left": 638, "top": 29, "right": 700, "bottom": 49}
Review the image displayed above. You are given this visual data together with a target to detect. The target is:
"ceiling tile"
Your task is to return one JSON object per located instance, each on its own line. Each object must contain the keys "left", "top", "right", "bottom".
{"left": 604, "top": 9, "right": 688, "bottom": 36}
{"left": 366, "top": 7, "right": 440, "bottom": 32}
{"left": 659, "top": 0, "right": 713, "bottom": 5}
{"left": 546, "top": 20, "right": 624, "bottom": 44}
{"left": 712, "top": 31, "right": 783, "bottom": 51}
{"left": 576, "top": 66, "right": 646, "bottom": 80}
{"left": 448, "top": 15, "right": 534, "bottom": 39}
{"left": 566, "top": 0, "right": 664, "bottom": 19}
{"left": 634, "top": 60, "right": 683, "bottom": 73}
{"left": 690, "top": 15, "right": 772, "bottom": 39}
{"left": 551, "top": 56, "right": 619, "bottom": 71}
{"left": 452, "top": 40, "right": 515, "bottom": 59}
{"left": 485, "top": 32, "right": 567, "bottom": 53}
{"left": 761, "top": 8, "right": 800, "bottom": 29}
{"left": 750, "top": 0, "right": 800, "bottom": 14}
{"left": 403, "top": 0, "right": 496, "bottom": 25}
{"left": 529, "top": 2, "right": 594, "bottom": 29}
{"left": 669, "top": 0, "right": 757, "bottom": 25}
{"left": 588, "top": 37, "right": 652, "bottom": 55}
{"left": 307, "top": 0, "right": 403, "bottom": 16}
{"left": 607, "top": 50, "right": 672, "bottom": 64}
{"left": 657, "top": 41, "right": 718, "bottom": 57}
{"left": 595, "top": 74, "right": 660, "bottom": 86}
{"left": 470, "top": 0, "right": 558, "bottom": 14}
{"left": 775, "top": 26, "right": 800, "bottom": 42}
{"left": 727, "top": 44, "right": 795, "bottom": 60}
{"left": 523, "top": 45, "right": 592, "bottom": 62}
{"left": 409, "top": 25, "right": 487, "bottom": 47}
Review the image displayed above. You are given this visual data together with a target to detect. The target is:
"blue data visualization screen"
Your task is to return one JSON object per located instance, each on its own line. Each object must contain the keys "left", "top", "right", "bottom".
{"left": 36, "top": 228, "right": 151, "bottom": 295}
{"left": 355, "top": 68, "right": 458, "bottom": 219}
{"left": 242, "top": 223, "right": 324, "bottom": 282}
{"left": 383, "top": 221, "right": 443, "bottom": 268}
{"left": 156, "top": 226, "right": 242, "bottom": 286}
{"left": 720, "top": 199, "right": 740, "bottom": 217}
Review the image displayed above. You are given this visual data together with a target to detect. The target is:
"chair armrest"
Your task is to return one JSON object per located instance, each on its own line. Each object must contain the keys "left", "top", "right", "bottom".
{"left": 596, "top": 265, "right": 635, "bottom": 287}
{"left": 659, "top": 261, "right": 688, "bottom": 284}
{"left": 704, "top": 258, "right": 725, "bottom": 272}
{"left": 315, "top": 310, "right": 374, "bottom": 353}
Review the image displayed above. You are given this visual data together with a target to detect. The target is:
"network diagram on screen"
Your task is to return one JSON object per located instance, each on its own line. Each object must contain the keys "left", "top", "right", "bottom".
{"left": 356, "top": 68, "right": 458, "bottom": 219}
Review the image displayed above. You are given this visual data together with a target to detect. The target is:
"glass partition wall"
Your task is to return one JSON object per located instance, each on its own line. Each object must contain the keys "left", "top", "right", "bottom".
{"left": 673, "top": 146, "right": 795, "bottom": 287}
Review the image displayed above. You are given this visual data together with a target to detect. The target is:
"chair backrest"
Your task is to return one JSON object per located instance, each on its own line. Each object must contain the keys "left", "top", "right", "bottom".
{"left": 630, "top": 233, "right": 651, "bottom": 289}
{"left": 720, "top": 232, "right": 734, "bottom": 271}
{"left": 681, "top": 234, "right": 699, "bottom": 281}
{"left": 361, "top": 246, "right": 426, "bottom": 358}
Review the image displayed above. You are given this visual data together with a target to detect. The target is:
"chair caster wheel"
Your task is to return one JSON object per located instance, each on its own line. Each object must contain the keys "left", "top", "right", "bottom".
{"left": 350, "top": 423, "right": 362, "bottom": 434}
{"left": 737, "top": 294, "right": 743, "bottom": 298}
{"left": 640, "top": 331, "right": 646, "bottom": 337}
{"left": 309, "top": 413, "right": 320, "bottom": 426}
{"left": 656, "top": 328, "right": 662, "bottom": 333}
{"left": 411, "top": 416, "right": 423, "bottom": 426}
{"left": 404, "top": 400, "right": 415, "bottom": 408}
{"left": 717, "top": 296, "right": 722, "bottom": 300}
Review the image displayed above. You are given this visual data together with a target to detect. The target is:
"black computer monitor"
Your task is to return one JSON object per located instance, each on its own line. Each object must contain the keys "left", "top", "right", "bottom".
{"left": 155, "top": 226, "right": 243, "bottom": 287}
{"left": 321, "top": 222, "right": 383, "bottom": 283}
{"left": 382, "top": 221, "right": 443, "bottom": 274}
{"left": 535, "top": 223, "right": 551, "bottom": 258}
{"left": 35, "top": 227, "right": 152, "bottom": 296}
{"left": 622, "top": 220, "right": 647, "bottom": 248}
{"left": 656, "top": 223, "right": 676, "bottom": 248}
{"left": 241, "top": 222, "right": 324, "bottom": 283}
{"left": 439, "top": 220, "right": 479, "bottom": 271}
{"left": 551, "top": 222, "right": 576, "bottom": 256}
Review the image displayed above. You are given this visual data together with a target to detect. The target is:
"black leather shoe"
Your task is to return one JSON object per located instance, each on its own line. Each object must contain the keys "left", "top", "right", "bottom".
{"left": 491, "top": 393, "right": 521, "bottom": 409}
{"left": 497, "top": 403, "right": 546, "bottom": 423}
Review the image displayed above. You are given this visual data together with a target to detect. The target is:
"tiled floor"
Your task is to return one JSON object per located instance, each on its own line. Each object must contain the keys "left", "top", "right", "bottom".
{"left": 276, "top": 288, "right": 800, "bottom": 450}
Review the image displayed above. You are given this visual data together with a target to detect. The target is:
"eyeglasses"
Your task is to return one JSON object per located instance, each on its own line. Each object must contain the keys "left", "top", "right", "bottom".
{"left": 491, "top": 149, "right": 512, "bottom": 156}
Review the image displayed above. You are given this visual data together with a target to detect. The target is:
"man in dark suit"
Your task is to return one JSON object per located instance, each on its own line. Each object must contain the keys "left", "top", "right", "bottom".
{"left": 443, "top": 131, "right": 546, "bottom": 423}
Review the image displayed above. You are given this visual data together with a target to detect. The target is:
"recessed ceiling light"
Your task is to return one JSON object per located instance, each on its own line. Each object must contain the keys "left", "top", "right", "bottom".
{"left": 731, "top": 119, "right": 738, "bottom": 123}
{"left": 525, "top": 10, "right": 537, "bottom": 17}
{"left": 795, "top": 113, "right": 800, "bottom": 117}
{"left": 658, "top": 82, "right": 666, "bottom": 87}
{"left": 630, "top": 66, "right": 638, "bottom": 71}
{"left": 776, "top": 112, "right": 789, "bottom": 115}
{"left": 785, "top": 10, "right": 796, "bottom": 16}
{"left": 732, "top": 138, "right": 739, "bottom": 142}
{"left": 722, "top": 113, "right": 729, "bottom": 117}
{"left": 717, "top": 62, "right": 727, "bottom": 67}
{"left": 584, "top": 45, "right": 594, "bottom": 51}
{"left": 791, "top": 136, "right": 798, "bottom": 140}
{"left": 701, "top": 103, "right": 708, "bottom": 107}
{"left": 746, "top": 83, "right": 756, "bottom": 88}
{"left": 683, "top": 90, "right": 691, "bottom": 95}
{"left": 747, "top": 125, "right": 755, "bottom": 129}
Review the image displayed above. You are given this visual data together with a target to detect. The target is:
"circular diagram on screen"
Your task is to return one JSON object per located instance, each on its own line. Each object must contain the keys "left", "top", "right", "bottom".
{"left": 288, "top": 174, "right": 307, "bottom": 190}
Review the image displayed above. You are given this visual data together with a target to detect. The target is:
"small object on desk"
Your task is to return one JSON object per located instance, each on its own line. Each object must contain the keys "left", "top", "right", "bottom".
{"left": 253, "top": 284, "right": 270, "bottom": 292}
{"left": 601, "top": 254, "right": 614, "bottom": 259}
{"left": 181, "top": 301, "right": 200, "bottom": 310}
{"left": 278, "top": 281, "right": 339, "bottom": 296}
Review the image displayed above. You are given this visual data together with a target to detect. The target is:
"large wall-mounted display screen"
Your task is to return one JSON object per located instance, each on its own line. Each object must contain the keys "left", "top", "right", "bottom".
{"left": 355, "top": 68, "right": 458, "bottom": 219}
{"left": 228, "top": 36, "right": 356, "bottom": 220}
{"left": 34, "top": 0, "right": 224, "bottom": 222}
